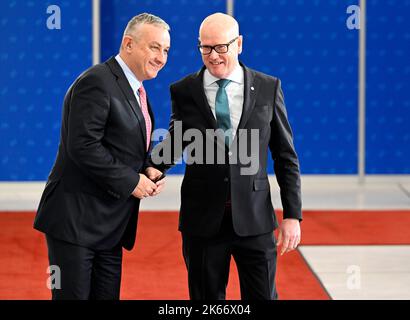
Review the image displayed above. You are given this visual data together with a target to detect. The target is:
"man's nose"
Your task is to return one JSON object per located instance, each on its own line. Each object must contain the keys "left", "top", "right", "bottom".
{"left": 155, "top": 51, "right": 167, "bottom": 65}
{"left": 209, "top": 48, "right": 220, "bottom": 59}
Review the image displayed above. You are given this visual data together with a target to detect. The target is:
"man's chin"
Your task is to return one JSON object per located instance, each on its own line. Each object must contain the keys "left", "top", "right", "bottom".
{"left": 207, "top": 66, "right": 227, "bottom": 78}
{"left": 208, "top": 70, "right": 226, "bottom": 79}
{"left": 147, "top": 72, "right": 159, "bottom": 80}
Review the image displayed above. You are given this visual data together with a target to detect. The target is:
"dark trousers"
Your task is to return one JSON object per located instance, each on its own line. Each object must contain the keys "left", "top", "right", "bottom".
{"left": 182, "top": 208, "right": 278, "bottom": 300}
{"left": 46, "top": 235, "right": 123, "bottom": 300}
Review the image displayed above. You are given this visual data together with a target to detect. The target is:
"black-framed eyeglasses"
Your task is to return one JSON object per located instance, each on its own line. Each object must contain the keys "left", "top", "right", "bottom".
{"left": 198, "top": 36, "right": 239, "bottom": 55}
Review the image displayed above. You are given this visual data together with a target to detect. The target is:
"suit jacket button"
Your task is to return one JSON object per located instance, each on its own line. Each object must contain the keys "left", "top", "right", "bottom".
{"left": 224, "top": 177, "right": 229, "bottom": 182}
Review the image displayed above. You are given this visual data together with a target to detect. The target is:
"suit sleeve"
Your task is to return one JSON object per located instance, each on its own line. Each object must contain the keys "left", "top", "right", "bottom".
{"left": 269, "top": 79, "right": 302, "bottom": 221}
{"left": 148, "top": 84, "right": 188, "bottom": 172}
{"left": 66, "top": 73, "right": 140, "bottom": 199}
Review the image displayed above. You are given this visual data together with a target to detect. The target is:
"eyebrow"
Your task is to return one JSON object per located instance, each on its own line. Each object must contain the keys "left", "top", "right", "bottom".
{"left": 200, "top": 42, "right": 225, "bottom": 47}
{"left": 149, "top": 41, "right": 170, "bottom": 50}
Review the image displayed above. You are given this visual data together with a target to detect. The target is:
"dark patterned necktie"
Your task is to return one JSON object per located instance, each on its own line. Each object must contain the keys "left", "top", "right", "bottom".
{"left": 215, "top": 79, "right": 232, "bottom": 146}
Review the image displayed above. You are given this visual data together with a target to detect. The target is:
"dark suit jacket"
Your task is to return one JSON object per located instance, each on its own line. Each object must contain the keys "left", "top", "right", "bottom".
{"left": 150, "top": 62, "right": 302, "bottom": 238}
{"left": 34, "top": 57, "right": 154, "bottom": 251}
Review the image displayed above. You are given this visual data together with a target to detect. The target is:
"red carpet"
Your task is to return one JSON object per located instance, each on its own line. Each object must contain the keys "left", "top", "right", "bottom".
{"left": 121, "top": 212, "right": 329, "bottom": 300}
{"left": 300, "top": 210, "right": 410, "bottom": 245}
{"left": 1, "top": 210, "right": 409, "bottom": 299}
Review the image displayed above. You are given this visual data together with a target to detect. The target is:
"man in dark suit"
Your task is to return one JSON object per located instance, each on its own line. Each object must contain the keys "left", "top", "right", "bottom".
{"left": 34, "top": 13, "right": 170, "bottom": 300}
{"left": 147, "top": 13, "right": 302, "bottom": 300}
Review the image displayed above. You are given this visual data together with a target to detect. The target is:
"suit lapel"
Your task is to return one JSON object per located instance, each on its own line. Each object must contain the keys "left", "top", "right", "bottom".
{"left": 189, "top": 67, "right": 218, "bottom": 130}
{"left": 105, "top": 57, "right": 147, "bottom": 147}
{"left": 146, "top": 98, "right": 155, "bottom": 132}
{"left": 146, "top": 97, "right": 155, "bottom": 150}
{"left": 237, "top": 63, "right": 260, "bottom": 131}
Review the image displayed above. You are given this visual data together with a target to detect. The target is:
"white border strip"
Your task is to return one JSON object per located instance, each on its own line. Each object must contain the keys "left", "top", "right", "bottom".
{"left": 358, "top": 0, "right": 367, "bottom": 183}
{"left": 1, "top": 175, "right": 409, "bottom": 211}
{"left": 92, "top": 0, "right": 101, "bottom": 65}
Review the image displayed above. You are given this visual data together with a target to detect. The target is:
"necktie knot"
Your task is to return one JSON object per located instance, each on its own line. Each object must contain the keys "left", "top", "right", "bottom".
{"left": 216, "top": 79, "right": 231, "bottom": 89}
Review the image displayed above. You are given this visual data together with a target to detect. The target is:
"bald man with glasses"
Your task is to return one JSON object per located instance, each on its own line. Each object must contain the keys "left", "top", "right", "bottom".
{"left": 148, "top": 12, "right": 302, "bottom": 300}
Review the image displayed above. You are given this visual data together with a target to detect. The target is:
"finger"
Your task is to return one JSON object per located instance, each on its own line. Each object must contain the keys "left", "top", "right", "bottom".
{"left": 142, "top": 174, "right": 157, "bottom": 187}
{"left": 145, "top": 172, "right": 154, "bottom": 180}
{"left": 138, "top": 185, "right": 152, "bottom": 197}
{"left": 281, "top": 235, "right": 290, "bottom": 256}
{"left": 148, "top": 182, "right": 158, "bottom": 192}
{"left": 277, "top": 231, "right": 283, "bottom": 246}
{"left": 152, "top": 187, "right": 163, "bottom": 196}
{"left": 294, "top": 236, "right": 300, "bottom": 248}
{"left": 150, "top": 171, "right": 160, "bottom": 180}
{"left": 145, "top": 168, "right": 159, "bottom": 180}
{"left": 134, "top": 188, "right": 144, "bottom": 199}
{"left": 291, "top": 235, "right": 301, "bottom": 251}
{"left": 287, "top": 236, "right": 297, "bottom": 251}
{"left": 155, "top": 179, "right": 165, "bottom": 187}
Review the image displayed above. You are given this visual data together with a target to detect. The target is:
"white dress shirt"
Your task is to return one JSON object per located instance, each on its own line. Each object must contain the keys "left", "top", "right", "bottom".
{"left": 203, "top": 64, "right": 244, "bottom": 138}
{"left": 115, "top": 54, "right": 142, "bottom": 106}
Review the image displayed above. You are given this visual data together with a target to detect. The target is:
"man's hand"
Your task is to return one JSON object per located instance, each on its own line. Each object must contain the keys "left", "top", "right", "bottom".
{"left": 131, "top": 174, "right": 157, "bottom": 199}
{"left": 277, "top": 218, "right": 301, "bottom": 256}
{"left": 145, "top": 167, "right": 165, "bottom": 196}
{"left": 145, "top": 167, "right": 162, "bottom": 181}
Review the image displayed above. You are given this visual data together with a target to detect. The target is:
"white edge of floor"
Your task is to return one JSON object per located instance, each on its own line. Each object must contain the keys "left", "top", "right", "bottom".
{"left": 0, "top": 175, "right": 409, "bottom": 211}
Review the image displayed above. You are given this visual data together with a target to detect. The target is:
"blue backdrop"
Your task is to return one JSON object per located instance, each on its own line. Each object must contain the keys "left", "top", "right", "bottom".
{"left": 0, "top": 0, "right": 409, "bottom": 180}
{"left": 0, "top": 1, "right": 92, "bottom": 180}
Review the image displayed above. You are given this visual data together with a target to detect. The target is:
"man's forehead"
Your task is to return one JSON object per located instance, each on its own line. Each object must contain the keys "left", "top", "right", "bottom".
{"left": 139, "top": 24, "right": 169, "bottom": 37}
{"left": 140, "top": 27, "right": 170, "bottom": 44}
{"left": 199, "top": 32, "right": 235, "bottom": 45}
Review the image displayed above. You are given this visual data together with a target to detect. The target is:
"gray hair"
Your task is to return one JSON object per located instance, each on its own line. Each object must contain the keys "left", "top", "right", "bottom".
{"left": 123, "top": 13, "right": 170, "bottom": 40}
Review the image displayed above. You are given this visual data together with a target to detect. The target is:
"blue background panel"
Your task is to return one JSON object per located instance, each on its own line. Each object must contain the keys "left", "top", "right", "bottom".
{"left": 366, "top": 0, "right": 410, "bottom": 173}
{"left": 237, "top": 0, "right": 360, "bottom": 174}
{"left": 0, "top": 1, "right": 92, "bottom": 180}
{"left": 0, "top": 1, "right": 409, "bottom": 180}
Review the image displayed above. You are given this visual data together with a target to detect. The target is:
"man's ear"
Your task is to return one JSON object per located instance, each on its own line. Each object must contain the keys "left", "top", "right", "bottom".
{"left": 237, "top": 35, "right": 243, "bottom": 54}
{"left": 122, "top": 36, "right": 133, "bottom": 51}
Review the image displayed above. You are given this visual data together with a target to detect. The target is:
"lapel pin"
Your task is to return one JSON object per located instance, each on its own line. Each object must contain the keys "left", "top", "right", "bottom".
{"left": 251, "top": 86, "right": 255, "bottom": 91}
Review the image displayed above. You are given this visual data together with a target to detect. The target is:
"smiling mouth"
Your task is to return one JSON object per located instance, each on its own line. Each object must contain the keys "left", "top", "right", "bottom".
{"left": 149, "top": 62, "right": 162, "bottom": 70}
{"left": 210, "top": 61, "right": 223, "bottom": 65}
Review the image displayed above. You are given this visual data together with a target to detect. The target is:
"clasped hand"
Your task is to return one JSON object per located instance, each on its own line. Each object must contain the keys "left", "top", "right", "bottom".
{"left": 131, "top": 167, "right": 165, "bottom": 199}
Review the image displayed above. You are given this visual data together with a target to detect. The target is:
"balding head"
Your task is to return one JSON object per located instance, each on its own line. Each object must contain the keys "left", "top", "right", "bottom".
{"left": 199, "top": 13, "right": 239, "bottom": 40}
{"left": 198, "top": 13, "right": 243, "bottom": 79}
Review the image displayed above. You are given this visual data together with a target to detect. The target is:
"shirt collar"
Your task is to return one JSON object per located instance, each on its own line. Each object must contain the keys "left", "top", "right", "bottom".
{"left": 115, "top": 54, "right": 142, "bottom": 92}
{"left": 203, "top": 63, "right": 244, "bottom": 87}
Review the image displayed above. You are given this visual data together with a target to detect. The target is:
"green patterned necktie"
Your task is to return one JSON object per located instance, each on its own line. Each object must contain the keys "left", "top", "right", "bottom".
{"left": 215, "top": 79, "right": 232, "bottom": 146}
